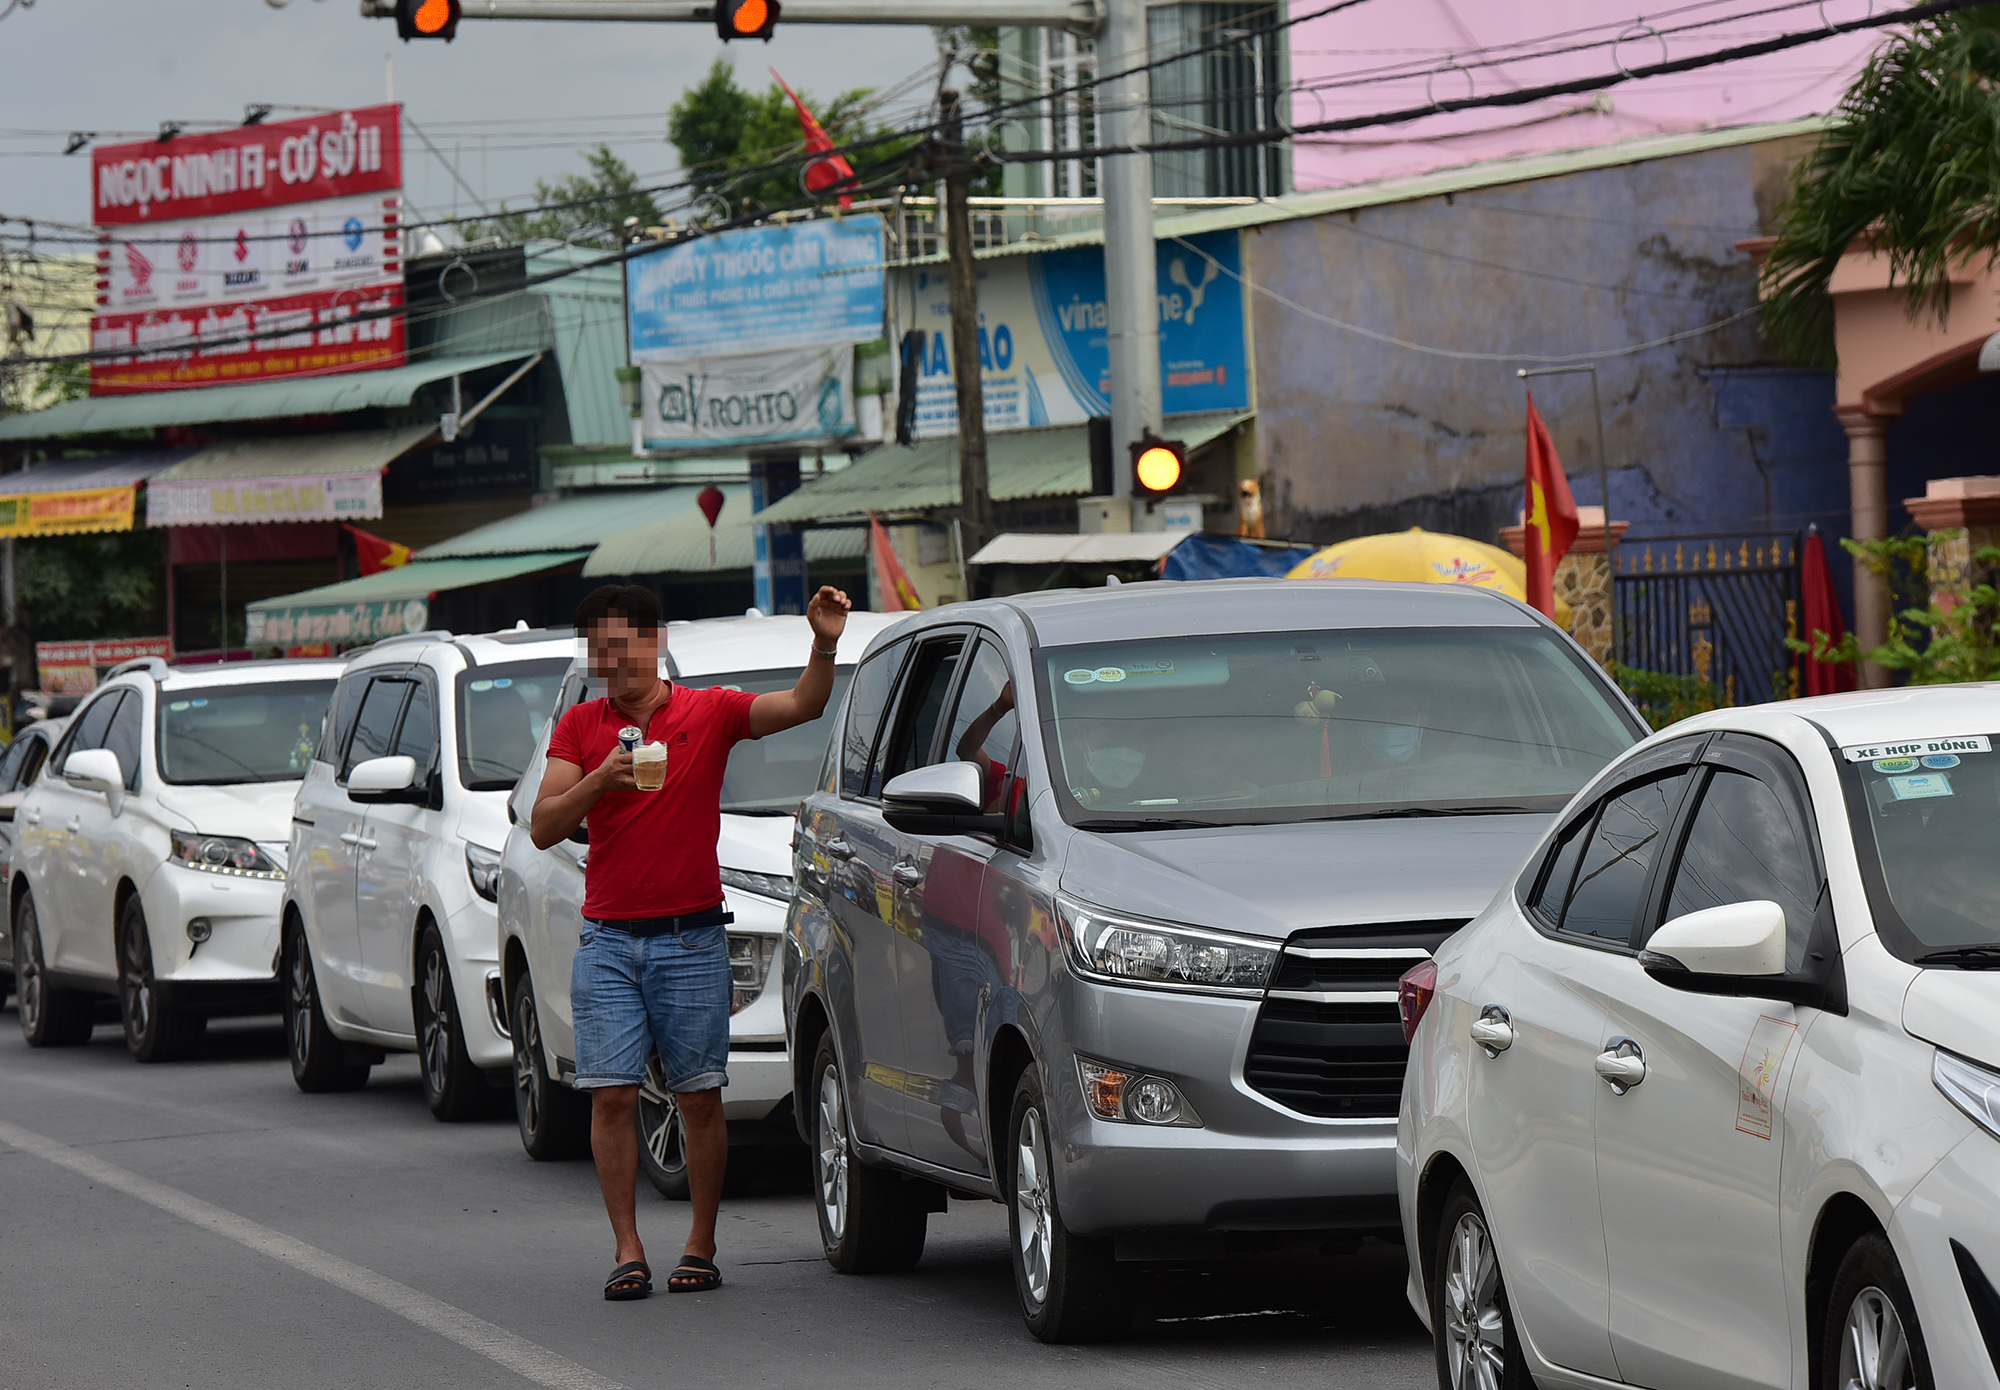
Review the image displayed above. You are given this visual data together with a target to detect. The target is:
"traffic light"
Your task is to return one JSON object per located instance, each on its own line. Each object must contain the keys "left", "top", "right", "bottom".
{"left": 395, "top": 0, "right": 460, "bottom": 40}
{"left": 715, "top": 0, "right": 780, "bottom": 41}
{"left": 1131, "top": 432, "right": 1188, "bottom": 496}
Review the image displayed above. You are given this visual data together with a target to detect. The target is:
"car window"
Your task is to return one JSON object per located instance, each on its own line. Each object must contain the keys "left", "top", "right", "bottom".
{"left": 343, "top": 678, "right": 411, "bottom": 781}
{"left": 943, "top": 640, "right": 1019, "bottom": 815}
{"left": 1558, "top": 771, "right": 1692, "bottom": 945}
{"left": 17, "top": 733, "right": 50, "bottom": 788}
{"left": 878, "top": 638, "right": 965, "bottom": 788}
{"left": 1528, "top": 814, "right": 1592, "bottom": 928}
{"left": 456, "top": 657, "right": 570, "bottom": 791}
{"left": 104, "top": 690, "right": 144, "bottom": 790}
{"left": 158, "top": 682, "right": 336, "bottom": 785}
{"left": 689, "top": 666, "right": 856, "bottom": 814}
{"left": 841, "top": 641, "right": 905, "bottom": 798}
{"left": 1845, "top": 731, "right": 2000, "bottom": 957}
{"left": 396, "top": 679, "right": 438, "bottom": 778}
{"left": 319, "top": 673, "right": 368, "bottom": 766}
{"left": 51, "top": 690, "right": 123, "bottom": 777}
{"left": 1660, "top": 769, "right": 1821, "bottom": 972}
{"left": 0, "top": 733, "right": 39, "bottom": 791}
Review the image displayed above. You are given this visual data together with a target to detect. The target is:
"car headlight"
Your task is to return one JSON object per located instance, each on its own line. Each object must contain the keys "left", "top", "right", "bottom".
{"left": 465, "top": 843, "right": 503, "bottom": 903}
{"left": 1076, "top": 1056, "right": 1202, "bottom": 1127}
{"left": 1055, "top": 894, "right": 1277, "bottom": 996}
{"left": 1935, "top": 1049, "right": 2000, "bottom": 1142}
{"left": 728, "top": 933, "right": 777, "bottom": 1014}
{"left": 720, "top": 866, "right": 794, "bottom": 903}
{"left": 170, "top": 831, "right": 283, "bottom": 880}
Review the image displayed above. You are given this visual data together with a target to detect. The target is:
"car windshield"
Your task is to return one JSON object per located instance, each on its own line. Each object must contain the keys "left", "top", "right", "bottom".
{"left": 1849, "top": 734, "right": 2000, "bottom": 952}
{"left": 456, "top": 658, "right": 571, "bottom": 790}
{"left": 157, "top": 681, "right": 337, "bottom": 785}
{"left": 1039, "top": 626, "right": 1637, "bottom": 826}
{"left": 692, "top": 666, "right": 854, "bottom": 814}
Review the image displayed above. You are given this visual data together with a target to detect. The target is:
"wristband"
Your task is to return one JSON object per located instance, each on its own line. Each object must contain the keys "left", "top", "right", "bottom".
{"left": 812, "top": 645, "right": 839, "bottom": 660}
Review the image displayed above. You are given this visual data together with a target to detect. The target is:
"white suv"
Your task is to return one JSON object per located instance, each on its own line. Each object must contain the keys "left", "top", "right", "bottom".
{"left": 12, "top": 657, "right": 344, "bottom": 1060}
{"left": 281, "top": 627, "right": 572, "bottom": 1118}
{"left": 498, "top": 611, "right": 907, "bottom": 1194}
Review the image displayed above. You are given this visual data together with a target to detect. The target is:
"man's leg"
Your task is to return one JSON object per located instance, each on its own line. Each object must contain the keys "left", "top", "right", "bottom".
{"left": 591, "top": 1085, "right": 645, "bottom": 1268}
{"left": 644, "top": 920, "right": 734, "bottom": 1285}
{"left": 571, "top": 924, "right": 653, "bottom": 1294}
{"left": 675, "top": 1086, "right": 726, "bottom": 1263}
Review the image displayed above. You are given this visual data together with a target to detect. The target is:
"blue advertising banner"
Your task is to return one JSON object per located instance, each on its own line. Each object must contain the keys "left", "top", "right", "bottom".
{"left": 627, "top": 215, "right": 886, "bottom": 360}
{"left": 898, "top": 229, "right": 1248, "bottom": 438}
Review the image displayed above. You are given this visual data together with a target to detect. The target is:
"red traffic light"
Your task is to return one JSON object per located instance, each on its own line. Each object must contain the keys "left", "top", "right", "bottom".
{"left": 395, "top": 0, "right": 460, "bottom": 40}
{"left": 1131, "top": 433, "right": 1187, "bottom": 495}
{"left": 715, "top": 0, "right": 780, "bottom": 40}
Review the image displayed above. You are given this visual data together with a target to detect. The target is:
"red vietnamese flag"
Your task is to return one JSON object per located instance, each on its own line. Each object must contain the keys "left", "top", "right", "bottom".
{"left": 772, "top": 68, "right": 857, "bottom": 211}
{"left": 1799, "top": 526, "right": 1856, "bottom": 695}
{"left": 345, "top": 523, "right": 411, "bottom": 576}
{"left": 1523, "top": 394, "right": 1580, "bottom": 620}
{"left": 868, "top": 511, "right": 922, "bottom": 611}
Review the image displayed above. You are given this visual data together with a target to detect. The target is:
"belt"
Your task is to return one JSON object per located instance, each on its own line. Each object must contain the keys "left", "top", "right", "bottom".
{"left": 588, "top": 907, "right": 734, "bottom": 937}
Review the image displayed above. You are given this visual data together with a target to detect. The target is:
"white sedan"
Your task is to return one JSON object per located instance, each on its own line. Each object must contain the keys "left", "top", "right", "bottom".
{"left": 1397, "top": 685, "right": 2000, "bottom": 1390}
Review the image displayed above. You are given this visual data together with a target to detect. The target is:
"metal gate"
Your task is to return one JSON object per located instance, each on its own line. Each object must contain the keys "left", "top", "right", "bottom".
{"left": 1615, "top": 532, "right": 1803, "bottom": 706}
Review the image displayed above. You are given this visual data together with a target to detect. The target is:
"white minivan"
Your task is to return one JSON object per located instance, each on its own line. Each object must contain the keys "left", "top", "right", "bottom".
{"left": 281, "top": 627, "right": 571, "bottom": 1118}
{"left": 498, "top": 611, "right": 905, "bottom": 1194}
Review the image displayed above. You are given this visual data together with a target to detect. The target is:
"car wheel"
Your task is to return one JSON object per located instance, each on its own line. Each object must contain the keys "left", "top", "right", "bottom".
{"left": 119, "top": 897, "right": 204, "bottom": 1063}
{"left": 1432, "top": 1179, "right": 1536, "bottom": 1390}
{"left": 413, "top": 925, "right": 499, "bottom": 1122}
{"left": 284, "top": 922, "right": 371, "bottom": 1093}
{"left": 810, "top": 1031, "right": 928, "bottom": 1273}
{"left": 16, "top": 892, "right": 92, "bottom": 1047}
{"left": 1822, "top": 1233, "right": 1933, "bottom": 1390}
{"left": 510, "top": 971, "right": 590, "bottom": 1159}
{"left": 1005, "top": 1067, "right": 1131, "bottom": 1343}
{"left": 637, "top": 1054, "right": 692, "bottom": 1200}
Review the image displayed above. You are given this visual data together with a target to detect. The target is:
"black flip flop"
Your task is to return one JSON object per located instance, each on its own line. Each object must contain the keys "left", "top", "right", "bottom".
{"left": 604, "top": 1260, "right": 652, "bottom": 1301}
{"left": 667, "top": 1255, "right": 723, "bottom": 1293}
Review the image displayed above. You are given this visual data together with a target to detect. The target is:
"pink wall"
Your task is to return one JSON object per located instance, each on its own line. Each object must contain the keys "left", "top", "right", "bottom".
{"left": 1288, "top": 0, "right": 1886, "bottom": 189}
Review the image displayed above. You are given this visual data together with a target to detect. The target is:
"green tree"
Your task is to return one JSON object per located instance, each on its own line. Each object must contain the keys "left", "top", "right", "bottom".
{"left": 1761, "top": 9, "right": 2000, "bottom": 364}
{"left": 465, "top": 146, "right": 663, "bottom": 248}
{"left": 1790, "top": 531, "right": 2000, "bottom": 684}
{"left": 17, "top": 530, "right": 166, "bottom": 642}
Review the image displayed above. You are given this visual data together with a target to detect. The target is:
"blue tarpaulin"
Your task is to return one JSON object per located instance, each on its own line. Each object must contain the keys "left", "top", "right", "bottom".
{"left": 1162, "top": 532, "right": 1317, "bottom": 581}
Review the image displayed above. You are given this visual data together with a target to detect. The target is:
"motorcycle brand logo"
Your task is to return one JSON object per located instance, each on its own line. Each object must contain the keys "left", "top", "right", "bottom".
{"left": 287, "top": 218, "right": 308, "bottom": 254}
{"left": 176, "top": 232, "right": 197, "bottom": 273}
{"left": 124, "top": 241, "right": 153, "bottom": 290}
{"left": 233, "top": 228, "right": 250, "bottom": 263}
{"left": 343, "top": 216, "right": 365, "bottom": 252}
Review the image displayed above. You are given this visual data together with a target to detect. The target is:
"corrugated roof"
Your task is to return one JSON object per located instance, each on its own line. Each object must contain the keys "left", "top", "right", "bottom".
{"left": 585, "top": 484, "right": 868, "bottom": 576}
{"left": 0, "top": 351, "right": 532, "bottom": 441}
{"left": 753, "top": 412, "right": 1251, "bottom": 525}
{"left": 0, "top": 450, "right": 193, "bottom": 496}
{"left": 526, "top": 242, "right": 631, "bottom": 448}
{"left": 416, "top": 484, "right": 710, "bottom": 560}
{"left": 245, "top": 551, "right": 588, "bottom": 611}
{"left": 970, "top": 531, "right": 1191, "bottom": 565}
{"left": 154, "top": 426, "right": 438, "bottom": 482}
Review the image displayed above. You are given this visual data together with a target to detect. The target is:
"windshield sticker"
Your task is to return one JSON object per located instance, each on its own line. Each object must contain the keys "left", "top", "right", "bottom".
{"left": 191, "top": 699, "right": 208, "bottom": 707}
{"left": 1873, "top": 757, "right": 1918, "bottom": 773}
{"left": 1093, "top": 667, "right": 1126, "bottom": 683}
{"left": 1120, "top": 660, "right": 1176, "bottom": 678}
{"left": 168, "top": 701, "right": 189, "bottom": 711}
{"left": 1888, "top": 773, "right": 1953, "bottom": 800}
{"left": 494, "top": 678, "right": 512, "bottom": 688}
{"left": 470, "top": 679, "right": 494, "bottom": 692}
{"left": 1736, "top": 1015, "right": 1798, "bottom": 1140}
{"left": 1922, "top": 753, "right": 1960, "bottom": 769}
{"left": 1063, "top": 669, "right": 1097, "bottom": 685}
{"left": 1844, "top": 735, "right": 1990, "bottom": 762}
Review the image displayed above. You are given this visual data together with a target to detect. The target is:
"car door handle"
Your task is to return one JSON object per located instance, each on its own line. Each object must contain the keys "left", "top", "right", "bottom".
{"left": 891, "top": 862, "right": 924, "bottom": 886}
{"left": 1470, "top": 1005, "right": 1514, "bottom": 1057}
{"left": 25, "top": 808, "right": 40, "bottom": 826}
{"left": 356, "top": 836, "right": 378, "bottom": 852}
{"left": 65, "top": 816, "right": 80, "bottom": 834}
{"left": 1595, "top": 1038, "right": 1647, "bottom": 1095}
{"left": 823, "top": 837, "right": 855, "bottom": 860}
{"left": 339, "top": 831, "right": 364, "bottom": 847}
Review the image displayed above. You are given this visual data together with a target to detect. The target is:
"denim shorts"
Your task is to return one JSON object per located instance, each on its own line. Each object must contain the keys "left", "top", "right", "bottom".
{"left": 571, "top": 919, "right": 731, "bottom": 1093}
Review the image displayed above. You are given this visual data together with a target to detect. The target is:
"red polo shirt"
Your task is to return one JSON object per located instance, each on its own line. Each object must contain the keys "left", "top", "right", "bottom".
{"left": 546, "top": 683, "right": 759, "bottom": 920}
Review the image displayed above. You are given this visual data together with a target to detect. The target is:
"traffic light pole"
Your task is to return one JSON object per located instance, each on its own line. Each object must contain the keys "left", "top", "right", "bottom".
{"left": 359, "top": 0, "right": 1103, "bottom": 32}
{"left": 1098, "top": 0, "right": 1159, "bottom": 508}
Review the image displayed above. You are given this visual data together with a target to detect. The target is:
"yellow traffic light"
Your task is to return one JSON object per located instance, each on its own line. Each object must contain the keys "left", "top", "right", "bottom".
{"left": 1132, "top": 438, "right": 1186, "bottom": 495}
{"left": 716, "top": 0, "right": 781, "bottom": 40}
{"left": 396, "top": 0, "right": 460, "bottom": 39}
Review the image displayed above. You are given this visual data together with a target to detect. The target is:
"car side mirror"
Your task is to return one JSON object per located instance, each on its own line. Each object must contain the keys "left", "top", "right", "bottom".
{"left": 1644, "top": 900, "right": 1786, "bottom": 977}
{"left": 62, "top": 747, "right": 125, "bottom": 816}
{"left": 882, "top": 762, "right": 1006, "bottom": 837}
{"left": 348, "top": 755, "right": 421, "bottom": 804}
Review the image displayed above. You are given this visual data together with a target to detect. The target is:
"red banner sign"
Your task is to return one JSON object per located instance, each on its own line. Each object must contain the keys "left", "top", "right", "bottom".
{"left": 92, "top": 105, "right": 402, "bottom": 225}
{"left": 89, "top": 284, "right": 406, "bottom": 394}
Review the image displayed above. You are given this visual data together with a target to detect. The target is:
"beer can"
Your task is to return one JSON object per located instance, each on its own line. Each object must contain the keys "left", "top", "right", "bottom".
{"left": 618, "top": 725, "right": 642, "bottom": 752}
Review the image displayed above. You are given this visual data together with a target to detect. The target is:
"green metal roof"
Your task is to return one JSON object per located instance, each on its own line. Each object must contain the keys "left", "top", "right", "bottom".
{"left": 416, "top": 484, "right": 712, "bottom": 560}
{"left": 525, "top": 242, "right": 631, "bottom": 448}
{"left": 245, "top": 551, "right": 588, "bottom": 612}
{"left": 584, "top": 484, "right": 867, "bottom": 576}
{"left": 0, "top": 351, "right": 531, "bottom": 441}
{"left": 752, "top": 412, "right": 1252, "bottom": 525}
{"left": 154, "top": 426, "right": 439, "bottom": 482}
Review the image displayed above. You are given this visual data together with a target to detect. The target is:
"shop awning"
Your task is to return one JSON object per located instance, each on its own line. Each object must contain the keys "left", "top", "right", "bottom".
{"left": 968, "top": 531, "right": 1194, "bottom": 566}
{"left": 584, "top": 485, "right": 867, "bottom": 576}
{"left": 244, "top": 551, "right": 588, "bottom": 648}
{"left": 753, "top": 413, "right": 1252, "bottom": 526}
{"left": 0, "top": 352, "right": 531, "bottom": 441}
{"left": 146, "top": 426, "right": 438, "bottom": 527}
{"left": 418, "top": 484, "right": 712, "bottom": 560}
{"left": 0, "top": 450, "right": 191, "bottom": 537}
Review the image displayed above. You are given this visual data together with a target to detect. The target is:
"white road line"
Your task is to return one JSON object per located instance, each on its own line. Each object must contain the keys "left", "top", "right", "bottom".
{"left": 0, "top": 1119, "right": 627, "bottom": 1390}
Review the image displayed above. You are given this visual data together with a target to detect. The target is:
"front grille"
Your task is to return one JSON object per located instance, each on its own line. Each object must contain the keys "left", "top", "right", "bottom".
{"left": 1243, "top": 920, "right": 1465, "bottom": 1119}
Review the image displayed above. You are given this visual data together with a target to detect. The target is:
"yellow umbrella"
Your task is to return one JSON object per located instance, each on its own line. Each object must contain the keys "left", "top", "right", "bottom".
{"left": 1286, "top": 526, "right": 1571, "bottom": 628}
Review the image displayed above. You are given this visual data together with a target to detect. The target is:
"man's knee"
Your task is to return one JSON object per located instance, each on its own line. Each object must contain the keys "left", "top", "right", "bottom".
{"left": 675, "top": 1087, "right": 724, "bottom": 1127}
{"left": 590, "top": 1084, "right": 640, "bottom": 1123}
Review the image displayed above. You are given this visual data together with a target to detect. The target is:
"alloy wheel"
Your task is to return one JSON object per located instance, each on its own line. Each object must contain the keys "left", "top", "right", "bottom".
{"left": 817, "top": 1062, "right": 849, "bottom": 1241}
{"left": 17, "top": 905, "right": 44, "bottom": 1035}
{"left": 639, "top": 1058, "right": 686, "bottom": 1180}
{"left": 1838, "top": 1286, "right": 1915, "bottom": 1390}
{"left": 513, "top": 992, "right": 543, "bottom": 1136}
{"left": 1014, "top": 1106, "right": 1054, "bottom": 1308}
{"left": 287, "top": 940, "right": 315, "bottom": 1068}
{"left": 120, "top": 916, "right": 154, "bottom": 1042}
{"left": 419, "top": 948, "right": 452, "bottom": 1096}
{"left": 1441, "top": 1210, "right": 1508, "bottom": 1390}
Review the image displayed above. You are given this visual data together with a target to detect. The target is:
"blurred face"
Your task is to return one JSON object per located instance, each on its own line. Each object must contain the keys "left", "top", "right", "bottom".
{"left": 585, "top": 615, "right": 662, "bottom": 704}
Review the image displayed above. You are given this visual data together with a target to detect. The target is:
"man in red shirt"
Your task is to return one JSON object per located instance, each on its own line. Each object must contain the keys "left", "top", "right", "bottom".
{"left": 531, "top": 582, "right": 850, "bottom": 1300}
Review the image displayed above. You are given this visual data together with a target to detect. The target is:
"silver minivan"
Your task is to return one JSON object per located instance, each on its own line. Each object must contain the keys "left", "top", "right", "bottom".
{"left": 785, "top": 578, "right": 1646, "bottom": 1341}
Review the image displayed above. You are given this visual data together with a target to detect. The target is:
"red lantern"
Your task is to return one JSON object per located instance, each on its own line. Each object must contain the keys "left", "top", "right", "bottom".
{"left": 697, "top": 485, "right": 726, "bottom": 528}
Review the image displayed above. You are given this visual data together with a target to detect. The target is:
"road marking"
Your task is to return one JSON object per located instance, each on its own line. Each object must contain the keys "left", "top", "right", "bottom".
{"left": 0, "top": 1120, "right": 627, "bottom": 1390}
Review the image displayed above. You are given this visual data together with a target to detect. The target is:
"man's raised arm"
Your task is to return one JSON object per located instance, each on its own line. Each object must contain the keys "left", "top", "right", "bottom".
{"left": 749, "top": 585, "right": 852, "bottom": 738}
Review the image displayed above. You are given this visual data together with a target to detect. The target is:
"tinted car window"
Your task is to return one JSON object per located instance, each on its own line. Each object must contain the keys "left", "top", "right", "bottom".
{"left": 159, "top": 682, "right": 336, "bottom": 785}
{"left": 319, "top": 673, "right": 368, "bottom": 766}
{"left": 396, "top": 679, "right": 438, "bottom": 777}
{"left": 944, "top": 641, "right": 1019, "bottom": 815}
{"left": 457, "top": 657, "right": 570, "bottom": 790}
{"left": 342, "top": 679, "right": 410, "bottom": 781}
{"left": 52, "top": 691, "right": 122, "bottom": 777}
{"left": 879, "top": 639, "right": 964, "bottom": 787}
{"left": 16, "top": 735, "right": 50, "bottom": 789}
{"left": 0, "top": 732, "right": 40, "bottom": 791}
{"left": 841, "top": 643, "right": 904, "bottom": 798}
{"left": 689, "top": 667, "right": 856, "bottom": 814}
{"left": 1529, "top": 814, "right": 1591, "bottom": 928}
{"left": 104, "top": 690, "right": 144, "bottom": 790}
{"left": 1849, "top": 732, "right": 2000, "bottom": 953}
{"left": 1662, "top": 770, "right": 1820, "bottom": 971}
{"left": 1559, "top": 772, "right": 1691, "bottom": 945}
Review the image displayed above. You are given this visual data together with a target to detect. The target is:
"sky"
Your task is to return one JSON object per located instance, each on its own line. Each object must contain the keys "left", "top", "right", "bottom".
{"left": 0, "top": 0, "right": 944, "bottom": 230}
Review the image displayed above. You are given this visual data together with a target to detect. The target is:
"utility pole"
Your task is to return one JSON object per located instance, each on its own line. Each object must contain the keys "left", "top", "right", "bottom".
{"left": 1099, "top": 0, "right": 1160, "bottom": 512}
{"left": 940, "top": 87, "right": 993, "bottom": 558}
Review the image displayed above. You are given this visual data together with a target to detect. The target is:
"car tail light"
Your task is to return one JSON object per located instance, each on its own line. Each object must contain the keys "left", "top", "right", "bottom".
{"left": 1397, "top": 959, "right": 1439, "bottom": 1044}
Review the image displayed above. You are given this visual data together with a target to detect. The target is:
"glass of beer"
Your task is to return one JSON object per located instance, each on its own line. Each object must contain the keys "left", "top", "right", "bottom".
{"left": 632, "top": 740, "right": 669, "bottom": 791}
